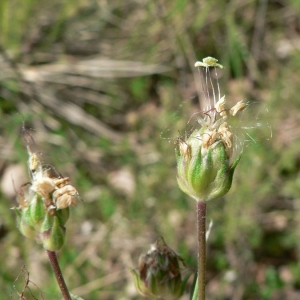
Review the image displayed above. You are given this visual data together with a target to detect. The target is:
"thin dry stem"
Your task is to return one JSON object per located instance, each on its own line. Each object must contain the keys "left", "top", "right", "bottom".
{"left": 46, "top": 250, "right": 71, "bottom": 300}
{"left": 197, "top": 200, "right": 206, "bottom": 300}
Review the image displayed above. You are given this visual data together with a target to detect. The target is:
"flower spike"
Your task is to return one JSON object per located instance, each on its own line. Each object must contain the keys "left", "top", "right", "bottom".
{"left": 176, "top": 57, "right": 246, "bottom": 202}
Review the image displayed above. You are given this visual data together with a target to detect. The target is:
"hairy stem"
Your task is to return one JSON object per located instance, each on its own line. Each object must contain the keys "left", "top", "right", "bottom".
{"left": 197, "top": 200, "right": 206, "bottom": 300}
{"left": 46, "top": 250, "right": 71, "bottom": 300}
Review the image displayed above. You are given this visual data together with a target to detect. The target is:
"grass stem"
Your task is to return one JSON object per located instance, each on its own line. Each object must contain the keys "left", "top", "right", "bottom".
{"left": 46, "top": 250, "right": 71, "bottom": 300}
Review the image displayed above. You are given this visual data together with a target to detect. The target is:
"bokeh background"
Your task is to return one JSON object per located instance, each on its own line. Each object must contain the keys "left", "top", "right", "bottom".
{"left": 1, "top": 0, "right": 300, "bottom": 299}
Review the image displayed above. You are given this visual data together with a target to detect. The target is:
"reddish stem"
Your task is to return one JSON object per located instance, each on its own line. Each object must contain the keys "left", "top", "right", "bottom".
{"left": 197, "top": 200, "right": 207, "bottom": 300}
{"left": 46, "top": 250, "right": 71, "bottom": 300}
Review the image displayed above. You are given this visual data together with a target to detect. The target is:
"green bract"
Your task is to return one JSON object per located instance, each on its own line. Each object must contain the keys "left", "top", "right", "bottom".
{"left": 176, "top": 130, "right": 241, "bottom": 201}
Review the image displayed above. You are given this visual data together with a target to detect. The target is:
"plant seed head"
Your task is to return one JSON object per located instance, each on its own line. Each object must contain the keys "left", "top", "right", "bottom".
{"left": 175, "top": 57, "right": 245, "bottom": 201}
{"left": 13, "top": 125, "right": 80, "bottom": 250}
{"left": 131, "top": 236, "right": 191, "bottom": 299}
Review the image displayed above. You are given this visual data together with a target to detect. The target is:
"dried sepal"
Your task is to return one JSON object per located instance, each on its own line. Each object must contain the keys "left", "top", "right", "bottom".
{"left": 230, "top": 100, "right": 246, "bottom": 116}
{"left": 53, "top": 185, "right": 80, "bottom": 209}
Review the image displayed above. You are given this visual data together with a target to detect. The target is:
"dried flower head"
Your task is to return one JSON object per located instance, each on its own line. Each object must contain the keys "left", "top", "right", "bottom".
{"left": 12, "top": 125, "right": 80, "bottom": 251}
{"left": 176, "top": 57, "right": 246, "bottom": 201}
{"left": 27, "top": 150, "right": 79, "bottom": 210}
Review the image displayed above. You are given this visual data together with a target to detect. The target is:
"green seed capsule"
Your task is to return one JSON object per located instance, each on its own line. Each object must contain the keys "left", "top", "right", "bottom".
{"left": 176, "top": 132, "right": 241, "bottom": 202}
{"left": 12, "top": 207, "right": 33, "bottom": 240}
{"left": 41, "top": 216, "right": 66, "bottom": 251}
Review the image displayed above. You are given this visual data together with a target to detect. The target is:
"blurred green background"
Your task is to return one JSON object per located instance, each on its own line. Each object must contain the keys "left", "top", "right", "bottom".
{"left": 1, "top": 0, "right": 300, "bottom": 299}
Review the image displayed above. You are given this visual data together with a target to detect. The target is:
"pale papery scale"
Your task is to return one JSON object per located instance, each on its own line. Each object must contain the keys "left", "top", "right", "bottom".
{"left": 25, "top": 147, "right": 80, "bottom": 210}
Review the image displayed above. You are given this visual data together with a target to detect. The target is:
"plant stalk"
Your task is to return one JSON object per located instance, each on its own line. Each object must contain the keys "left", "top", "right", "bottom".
{"left": 46, "top": 250, "right": 71, "bottom": 300}
{"left": 197, "top": 200, "right": 206, "bottom": 300}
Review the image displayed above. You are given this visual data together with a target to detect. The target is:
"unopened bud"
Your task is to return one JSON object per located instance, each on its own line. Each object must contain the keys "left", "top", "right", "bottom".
{"left": 131, "top": 236, "right": 191, "bottom": 299}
